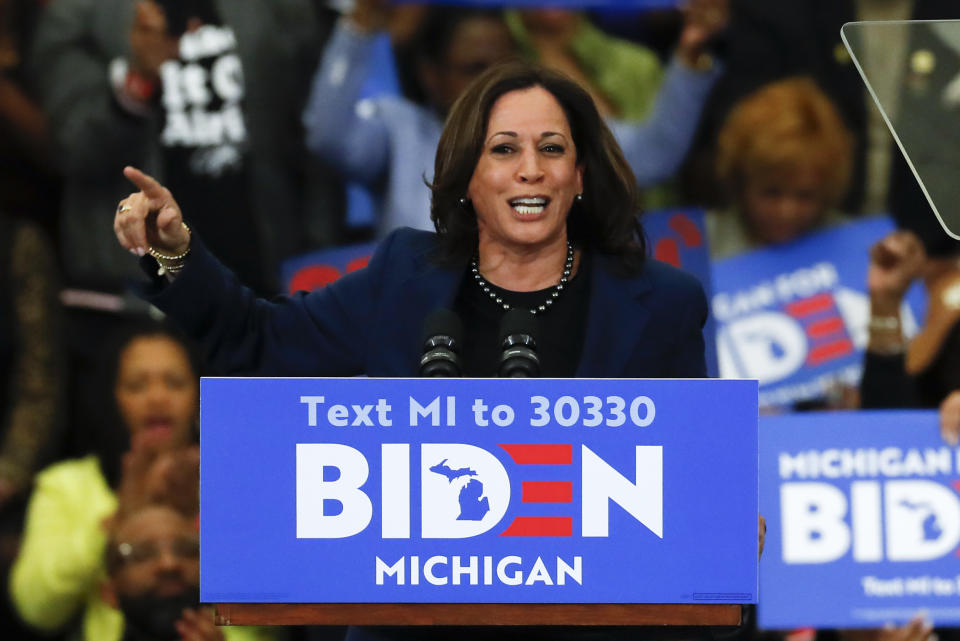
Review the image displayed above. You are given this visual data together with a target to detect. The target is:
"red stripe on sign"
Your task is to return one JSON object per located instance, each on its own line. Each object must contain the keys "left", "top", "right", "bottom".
{"left": 807, "top": 317, "right": 845, "bottom": 339}
{"left": 500, "top": 517, "right": 572, "bottom": 537}
{"left": 952, "top": 481, "right": 960, "bottom": 494}
{"left": 499, "top": 444, "right": 572, "bottom": 465}
{"left": 522, "top": 481, "right": 573, "bottom": 503}
{"left": 654, "top": 238, "right": 680, "bottom": 267}
{"left": 807, "top": 339, "right": 854, "bottom": 366}
{"left": 669, "top": 213, "right": 703, "bottom": 248}
{"left": 786, "top": 293, "right": 833, "bottom": 317}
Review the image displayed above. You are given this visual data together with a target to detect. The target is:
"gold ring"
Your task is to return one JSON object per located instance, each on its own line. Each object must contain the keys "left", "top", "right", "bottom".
{"left": 118, "top": 204, "right": 132, "bottom": 214}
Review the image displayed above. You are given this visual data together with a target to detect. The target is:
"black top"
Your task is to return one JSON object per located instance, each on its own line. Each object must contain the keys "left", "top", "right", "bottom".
{"left": 158, "top": 6, "right": 269, "bottom": 293}
{"left": 453, "top": 253, "right": 591, "bottom": 377}
{"left": 860, "top": 322, "right": 960, "bottom": 409}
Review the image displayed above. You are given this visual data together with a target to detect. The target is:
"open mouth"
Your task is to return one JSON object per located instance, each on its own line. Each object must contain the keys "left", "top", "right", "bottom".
{"left": 143, "top": 417, "right": 175, "bottom": 436}
{"left": 509, "top": 196, "right": 549, "bottom": 216}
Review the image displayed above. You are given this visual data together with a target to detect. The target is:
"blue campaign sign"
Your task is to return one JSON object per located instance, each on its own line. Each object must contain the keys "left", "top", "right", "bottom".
{"left": 759, "top": 411, "right": 960, "bottom": 629}
{"left": 200, "top": 378, "right": 758, "bottom": 604}
{"left": 281, "top": 242, "right": 375, "bottom": 295}
{"left": 643, "top": 208, "right": 717, "bottom": 377}
{"left": 712, "top": 216, "right": 926, "bottom": 409}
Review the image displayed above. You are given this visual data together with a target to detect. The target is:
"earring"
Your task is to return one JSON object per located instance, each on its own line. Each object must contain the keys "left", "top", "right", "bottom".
{"left": 458, "top": 197, "right": 470, "bottom": 207}
{"left": 575, "top": 193, "right": 583, "bottom": 202}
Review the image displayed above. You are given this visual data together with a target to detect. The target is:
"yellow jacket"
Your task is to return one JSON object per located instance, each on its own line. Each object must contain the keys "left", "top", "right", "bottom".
{"left": 10, "top": 456, "right": 276, "bottom": 641}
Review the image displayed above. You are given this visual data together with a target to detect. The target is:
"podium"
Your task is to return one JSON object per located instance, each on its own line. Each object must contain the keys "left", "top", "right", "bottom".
{"left": 213, "top": 603, "right": 741, "bottom": 626}
{"left": 201, "top": 378, "right": 758, "bottom": 627}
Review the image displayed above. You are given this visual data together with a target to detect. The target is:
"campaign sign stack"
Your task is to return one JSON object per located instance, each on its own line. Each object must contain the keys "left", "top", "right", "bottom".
{"left": 760, "top": 411, "right": 960, "bottom": 628}
{"left": 200, "top": 378, "right": 758, "bottom": 605}
{"left": 712, "top": 216, "right": 926, "bottom": 409}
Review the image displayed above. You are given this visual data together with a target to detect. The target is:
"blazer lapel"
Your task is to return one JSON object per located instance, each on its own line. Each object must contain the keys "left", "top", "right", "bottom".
{"left": 576, "top": 255, "right": 654, "bottom": 378}
{"left": 375, "top": 250, "right": 465, "bottom": 376}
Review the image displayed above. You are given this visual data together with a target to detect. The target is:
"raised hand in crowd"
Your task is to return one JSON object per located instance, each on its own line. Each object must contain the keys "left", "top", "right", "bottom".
{"left": 144, "top": 446, "right": 200, "bottom": 517}
{"left": 115, "top": 431, "right": 199, "bottom": 520}
{"left": 865, "top": 230, "right": 925, "bottom": 357}
{"left": 867, "top": 230, "right": 926, "bottom": 314}
{"left": 129, "top": 0, "right": 179, "bottom": 82}
{"left": 676, "top": 0, "right": 729, "bottom": 67}
{"left": 176, "top": 608, "right": 225, "bottom": 641}
{"left": 115, "top": 166, "right": 190, "bottom": 259}
{"left": 939, "top": 389, "right": 960, "bottom": 446}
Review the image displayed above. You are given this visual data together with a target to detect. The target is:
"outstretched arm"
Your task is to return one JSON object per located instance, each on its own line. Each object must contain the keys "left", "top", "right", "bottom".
{"left": 114, "top": 168, "right": 376, "bottom": 376}
{"left": 608, "top": 58, "right": 720, "bottom": 188}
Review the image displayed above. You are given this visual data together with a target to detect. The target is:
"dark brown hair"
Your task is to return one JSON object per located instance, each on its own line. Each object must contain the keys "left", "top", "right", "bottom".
{"left": 429, "top": 61, "right": 646, "bottom": 273}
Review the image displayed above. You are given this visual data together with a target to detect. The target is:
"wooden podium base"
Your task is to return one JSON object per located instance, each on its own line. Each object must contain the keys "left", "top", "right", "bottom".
{"left": 214, "top": 603, "right": 742, "bottom": 626}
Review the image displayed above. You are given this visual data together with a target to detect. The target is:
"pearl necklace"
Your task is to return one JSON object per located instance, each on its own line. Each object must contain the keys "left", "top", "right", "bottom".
{"left": 471, "top": 241, "right": 574, "bottom": 316}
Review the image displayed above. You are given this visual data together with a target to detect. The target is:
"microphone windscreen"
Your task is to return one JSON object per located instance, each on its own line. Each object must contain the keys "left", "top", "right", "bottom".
{"left": 421, "top": 308, "right": 464, "bottom": 348}
{"left": 499, "top": 307, "right": 539, "bottom": 346}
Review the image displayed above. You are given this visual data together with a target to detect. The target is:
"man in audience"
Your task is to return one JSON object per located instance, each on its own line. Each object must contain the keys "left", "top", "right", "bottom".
{"left": 102, "top": 503, "right": 266, "bottom": 641}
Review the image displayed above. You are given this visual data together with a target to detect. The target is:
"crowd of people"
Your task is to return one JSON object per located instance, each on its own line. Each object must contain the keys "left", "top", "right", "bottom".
{"left": 2, "top": 0, "right": 959, "bottom": 640}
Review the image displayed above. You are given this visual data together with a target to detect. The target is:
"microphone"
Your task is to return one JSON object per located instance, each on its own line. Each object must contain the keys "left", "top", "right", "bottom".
{"left": 419, "top": 309, "right": 463, "bottom": 377}
{"left": 498, "top": 308, "right": 540, "bottom": 378}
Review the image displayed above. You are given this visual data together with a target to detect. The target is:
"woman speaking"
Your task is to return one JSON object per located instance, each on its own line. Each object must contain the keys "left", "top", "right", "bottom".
{"left": 113, "top": 61, "right": 706, "bottom": 379}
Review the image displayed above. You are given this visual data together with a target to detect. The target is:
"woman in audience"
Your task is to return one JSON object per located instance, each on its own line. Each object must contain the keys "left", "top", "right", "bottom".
{"left": 707, "top": 77, "right": 854, "bottom": 260}
{"left": 8, "top": 321, "right": 211, "bottom": 641}
{"left": 861, "top": 224, "right": 960, "bottom": 415}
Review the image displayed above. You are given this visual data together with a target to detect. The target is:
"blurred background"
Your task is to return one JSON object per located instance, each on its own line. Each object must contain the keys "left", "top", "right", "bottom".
{"left": 2, "top": 1, "right": 960, "bottom": 640}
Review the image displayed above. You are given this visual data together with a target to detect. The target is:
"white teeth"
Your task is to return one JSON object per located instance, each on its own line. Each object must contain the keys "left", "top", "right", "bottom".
{"left": 514, "top": 205, "right": 545, "bottom": 215}
{"left": 510, "top": 198, "right": 547, "bottom": 215}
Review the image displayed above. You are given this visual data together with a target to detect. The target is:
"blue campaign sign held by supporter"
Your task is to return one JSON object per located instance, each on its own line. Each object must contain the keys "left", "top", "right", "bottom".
{"left": 712, "top": 216, "right": 926, "bottom": 409}
{"left": 643, "top": 208, "right": 717, "bottom": 377}
{"left": 759, "top": 411, "right": 960, "bottom": 629}
{"left": 200, "top": 378, "right": 758, "bottom": 604}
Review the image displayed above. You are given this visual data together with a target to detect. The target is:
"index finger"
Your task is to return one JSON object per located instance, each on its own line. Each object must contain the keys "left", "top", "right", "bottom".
{"left": 123, "top": 166, "right": 166, "bottom": 200}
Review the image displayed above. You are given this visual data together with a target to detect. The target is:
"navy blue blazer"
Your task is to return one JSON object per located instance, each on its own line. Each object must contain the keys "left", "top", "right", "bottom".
{"left": 145, "top": 228, "right": 708, "bottom": 378}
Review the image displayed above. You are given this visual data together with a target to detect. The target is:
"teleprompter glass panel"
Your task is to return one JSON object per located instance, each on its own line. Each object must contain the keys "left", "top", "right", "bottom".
{"left": 843, "top": 20, "right": 960, "bottom": 239}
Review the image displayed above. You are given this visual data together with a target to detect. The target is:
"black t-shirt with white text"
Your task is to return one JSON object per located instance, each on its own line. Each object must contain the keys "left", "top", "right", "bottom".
{"left": 158, "top": 8, "right": 271, "bottom": 293}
